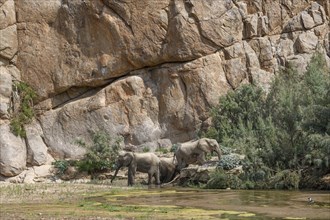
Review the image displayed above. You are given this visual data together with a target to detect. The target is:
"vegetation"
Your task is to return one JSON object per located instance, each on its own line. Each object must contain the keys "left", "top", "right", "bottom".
{"left": 204, "top": 52, "right": 330, "bottom": 189}
{"left": 52, "top": 160, "right": 71, "bottom": 175}
{"left": 142, "top": 146, "right": 151, "bottom": 152}
{"left": 75, "top": 131, "right": 122, "bottom": 178}
{"left": 170, "top": 144, "right": 179, "bottom": 152}
{"left": 205, "top": 169, "right": 242, "bottom": 189}
{"left": 157, "top": 146, "right": 169, "bottom": 154}
{"left": 10, "top": 82, "right": 37, "bottom": 137}
{"left": 217, "top": 154, "right": 241, "bottom": 170}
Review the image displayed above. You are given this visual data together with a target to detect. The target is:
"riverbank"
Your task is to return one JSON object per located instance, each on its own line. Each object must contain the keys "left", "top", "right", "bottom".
{"left": 1, "top": 181, "right": 329, "bottom": 219}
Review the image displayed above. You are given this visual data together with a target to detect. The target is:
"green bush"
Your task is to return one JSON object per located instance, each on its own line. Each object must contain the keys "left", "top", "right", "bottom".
{"left": 76, "top": 131, "right": 122, "bottom": 178}
{"left": 217, "top": 154, "right": 241, "bottom": 170}
{"left": 270, "top": 170, "right": 300, "bottom": 190}
{"left": 52, "top": 160, "right": 70, "bottom": 175}
{"left": 170, "top": 144, "right": 179, "bottom": 153}
{"left": 205, "top": 169, "right": 242, "bottom": 189}
{"left": 52, "top": 160, "right": 77, "bottom": 176}
{"left": 10, "top": 82, "right": 37, "bottom": 137}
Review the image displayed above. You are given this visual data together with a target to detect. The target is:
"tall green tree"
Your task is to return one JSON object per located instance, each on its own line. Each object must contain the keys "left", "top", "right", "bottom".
{"left": 301, "top": 53, "right": 330, "bottom": 173}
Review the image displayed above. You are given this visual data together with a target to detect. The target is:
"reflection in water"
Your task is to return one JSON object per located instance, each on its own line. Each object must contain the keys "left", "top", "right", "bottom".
{"left": 89, "top": 188, "right": 330, "bottom": 219}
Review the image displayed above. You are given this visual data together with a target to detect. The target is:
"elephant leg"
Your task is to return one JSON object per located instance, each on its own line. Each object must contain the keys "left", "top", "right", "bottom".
{"left": 128, "top": 170, "right": 133, "bottom": 186}
{"left": 128, "top": 167, "right": 136, "bottom": 186}
{"left": 176, "top": 156, "right": 186, "bottom": 171}
{"left": 197, "top": 152, "right": 206, "bottom": 165}
{"left": 178, "top": 161, "right": 187, "bottom": 171}
{"left": 155, "top": 167, "right": 160, "bottom": 185}
{"left": 147, "top": 173, "right": 153, "bottom": 185}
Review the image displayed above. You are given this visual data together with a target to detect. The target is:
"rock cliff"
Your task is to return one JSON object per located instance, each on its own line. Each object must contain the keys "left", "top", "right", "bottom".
{"left": 0, "top": 0, "right": 329, "bottom": 181}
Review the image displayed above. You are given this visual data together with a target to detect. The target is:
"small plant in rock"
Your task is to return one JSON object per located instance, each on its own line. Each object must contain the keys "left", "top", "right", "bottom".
{"left": 10, "top": 82, "right": 37, "bottom": 137}
{"left": 157, "top": 147, "right": 169, "bottom": 154}
{"left": 52, "top": 160, "right": 71, "bottom": 175}
{"left": 76, "top": 131, "right": 122, "bottom": 178}
{"left": 142, "top": 146, "right": 150, "bottom": 152}
{"left": 170, "top": 144, "right": 179, "bottom": 153}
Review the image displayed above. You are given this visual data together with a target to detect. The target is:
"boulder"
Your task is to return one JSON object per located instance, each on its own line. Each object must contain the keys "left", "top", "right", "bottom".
{"left": 0, "top": 170, "right": 26, "bottom": 183}
{"left": 0, "top": 0, "right": 16, "bottom": 29}
{"left": 223, "top": 57, "right": 248, "bottom": 89}
{"left": 301, "top": 11, "right": 315, "bottom": 30}
{"left": 21, "top": 165, "right": 54, "bottom": 183}
{"left": 23, "top": 168, "right": 36, "bottom": 184}
{"left": 0, "top": 123, "right": 26, "bottom": 177}
{"left": 0, "top": 25, "right": 18, "bottom": 60}
{"left": 263, "top": 0, "right": 282, "bottom": 34}
{"left": 277, "top": 37, "right": 295, "bottom": 58}
{"left": 310, "top": 2, "right": 326, "bottom": 26}
{"left": 178, "top": 165, "right": 214, "bottom": 185}
{"left": 25, "top": 120, "right": 49, "bottom": 166}
{"left": 244, "top": 14, "right": 259, "bottom": 39}
{"left": 248, "top": 67, "right": 274, "bottom": 91}
{"left": 283, "top": 2, "right": 326, "bottom": 33}
{"left": 286, "top": 53, "right": 314, "bottom": 73}
{"left": 325, "top": 33, "right": 330, "bottom": 57}
{"left": 188, "top": 0, "right": 243, "bottom": 47}
{"left": 244, "top": 13, "right": 269, "bottom": 39}
{"left": 249, "top": 37, "right": 275, "bottom": 72}
{"left": 295, "top": 31, "right": 319, "bottom": 53}
{"left": 0, "top": 66, "right": 12, "bottom": 118}
{"left": 15, "top": 0, "right": 61, "bottom": 23}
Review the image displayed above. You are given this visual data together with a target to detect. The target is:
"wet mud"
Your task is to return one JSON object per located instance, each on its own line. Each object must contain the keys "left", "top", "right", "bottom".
{"left": 88, "top": 188, "right": 330, "bottom": 219}
{"left": 1, "top": 183, "right": 329, "bottom": 219}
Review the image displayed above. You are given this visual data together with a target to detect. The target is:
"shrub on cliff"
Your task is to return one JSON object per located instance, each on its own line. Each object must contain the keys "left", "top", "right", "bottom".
{"left": 10, "top": 82, "right": 37, "bottom": 137}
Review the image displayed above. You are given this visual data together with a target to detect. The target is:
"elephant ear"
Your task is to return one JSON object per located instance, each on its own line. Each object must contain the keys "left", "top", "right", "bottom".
{"left": 123, "top": 151, "right": 134, "bottom": 166}
{"left": 205, "top": 138, "right": 215, "bottom": 147}
{"left": 199, "top": 138, "right": 210, "bottom": 150}
{"left": 203, "top": 138, "right": 219, "bottom": 151}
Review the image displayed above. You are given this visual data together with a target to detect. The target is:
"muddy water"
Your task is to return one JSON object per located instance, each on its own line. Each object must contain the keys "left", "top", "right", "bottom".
{"left": 90, "top": 188, "right": 330, "bottom": 219}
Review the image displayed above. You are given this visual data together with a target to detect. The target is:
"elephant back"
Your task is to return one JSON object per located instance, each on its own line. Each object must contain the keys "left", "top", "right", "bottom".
{"left": 135, "top": 152, "right": 160, "bottom": 173}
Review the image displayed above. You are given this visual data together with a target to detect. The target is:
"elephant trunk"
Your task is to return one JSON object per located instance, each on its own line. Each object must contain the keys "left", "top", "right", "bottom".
{"left": 111, "top": 165, "right": 121, "bottom": 183}
{"left": 215, "top": 146, "right": 222, "bottom": 161}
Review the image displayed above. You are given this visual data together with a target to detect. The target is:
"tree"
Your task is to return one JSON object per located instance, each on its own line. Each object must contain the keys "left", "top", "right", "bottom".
{"left": 205, "top": 52, "right": 330, "bottom": 189}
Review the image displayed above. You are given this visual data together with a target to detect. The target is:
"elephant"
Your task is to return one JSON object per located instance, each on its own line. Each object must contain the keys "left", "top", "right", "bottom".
{"left": 174, "top": 138, "right": 221, "bottom": 170}
{"left": 159, "top": 157, "right": 178, "bottom": 184}
{"left": 111, "top": 151, "right": 161, "bottom": 186}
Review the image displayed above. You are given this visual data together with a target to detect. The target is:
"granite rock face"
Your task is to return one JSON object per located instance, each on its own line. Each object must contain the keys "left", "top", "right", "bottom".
{"left": 0, "top": 0, "right": 329, "bottom": 179}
